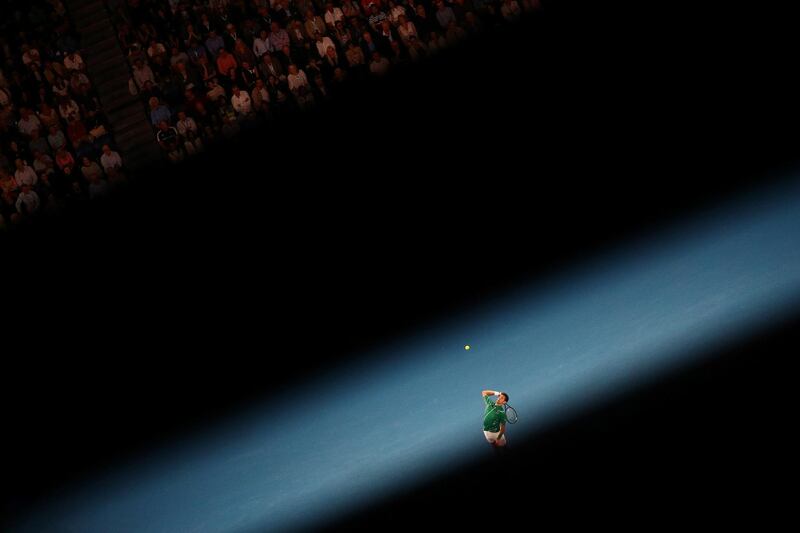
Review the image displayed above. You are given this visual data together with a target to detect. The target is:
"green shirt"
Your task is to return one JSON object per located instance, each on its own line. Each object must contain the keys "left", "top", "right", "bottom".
{"left": 482, "top": 395, "right": 507, "bottom": 432}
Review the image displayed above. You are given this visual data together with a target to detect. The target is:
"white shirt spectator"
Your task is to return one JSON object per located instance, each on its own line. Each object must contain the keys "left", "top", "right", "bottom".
{"left": 18, "top": 114, "right": 42, "bottom": 137}
{"left": 176, "top": 116, "right": 198, "bottom": 136}
{"left": 133, "top": 63, "right": 156, "bottom": 89}
{"left": 15, "top": 165, "right": 38, "bottom": 187}
{"left": 231, "top": 91, "right": 253, "bottom": 114}
{"left": 324, "top": 7, "right": 344, "bottom": 25}
{"left": 253, "top": 36, "right": 272, "bottom": 58}
{"left": 100, "top": 150, "right": 123, "bottom": 173}
{"left": 315, "top": 36, "right": 336, "bottom": 58}
{"left": 16, "top": 189, "right": 40, "bottom": 214}
{"left": 287, "top": 69, "right": 309, "bottom": 92}
{"left": 63, "top": 53, "right": 84, "bottom": 71}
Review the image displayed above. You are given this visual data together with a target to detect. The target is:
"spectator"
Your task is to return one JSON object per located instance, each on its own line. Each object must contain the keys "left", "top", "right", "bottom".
{"left": 286, "top": 64, "right": 310, "bottom": 93}
{"left": 55, "top": 147, "right": 76, "bottom": 172}
{"left": 79, "top": 155, "right": 102, "bottom": 179}
{"left": 18, "top": 107, "right": 42, "bottom": 138}
{"left": 132, "top": 59, "right": 156, "bottom": 90}
{"left": 269, "top": 22, "right": 291, "bottom": 52}
{"left": 230, "top": 85, "right": 253, "bottom": 116}
{"left": 16, "top": 184, "right": 41, "bottom": 215}
{"left": 63, "top": 51, "right": 85, "bottom": 72}
{"left": 435, "top": 0, "right": 458, "bottom": 29}
{"left": 100, "top": 144, "right": 123, "bottom": 174}
{"left": 32, "top": 150, "right": 55, "bottom": 177}
{"left": 28, "top": 128, "right": 51, "bottom": 156}
{"left": 324, "top": 3, "right": 345, "bottom": 27}
{"left": 175, "top": 111, "right": 198, "bottom": 138}
{"left": 48, "top": 125, "right": 68, "bottom": 152}
{"left": 397, "top": 15, "right": 419, "bottom": 45}
{"left": 251, "top": 78, "right": 271, "bottom": 114}
{"left": 369, "top": 51, "right": 391, "bottom": 75}
{"left": 304, "top": 9, "right": 327, "bottom": 37}
{"left": 314, "top": 31, "right": 337, "bottom": 59}
{"left": 205, "top": 31, "right": 226, "bottom": 59}
{"left": 14, "top": 159, "right": 38, "bottom": 188}
{"left": 86, "top": 172, "right": 110, "bottom": 200}
{"left": 216, "top": 49, "right": 238, "bottom": 80}
{"left": 149, "top": 97, "right": 172, "bottom": 126}
{"left": 253, "top": 30, "right": 272, "bottom": 59}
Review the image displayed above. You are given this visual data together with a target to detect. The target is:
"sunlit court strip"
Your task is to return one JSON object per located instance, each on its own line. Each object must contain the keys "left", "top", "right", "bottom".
{"left": 12, "top": 179, "right": 800, "bottom": 533}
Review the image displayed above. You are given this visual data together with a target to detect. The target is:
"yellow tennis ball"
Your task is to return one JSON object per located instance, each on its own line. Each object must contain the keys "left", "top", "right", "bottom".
{"left": 464, "top": 345, "right": 470, "bottom": 350}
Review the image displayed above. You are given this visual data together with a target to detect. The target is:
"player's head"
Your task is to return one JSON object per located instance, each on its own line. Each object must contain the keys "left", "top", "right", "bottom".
{"left": 496, "top": 392, "right": 508, "bottom": 405}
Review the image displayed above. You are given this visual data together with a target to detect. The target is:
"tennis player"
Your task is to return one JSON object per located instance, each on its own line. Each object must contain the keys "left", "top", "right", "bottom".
{"left": 481, "top": 389, "right": 509, "bottom": 449}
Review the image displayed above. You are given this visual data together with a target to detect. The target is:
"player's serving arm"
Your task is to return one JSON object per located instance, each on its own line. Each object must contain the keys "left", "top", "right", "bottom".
{"left": 481, "top": 389, "right": 509, "bottom": 449}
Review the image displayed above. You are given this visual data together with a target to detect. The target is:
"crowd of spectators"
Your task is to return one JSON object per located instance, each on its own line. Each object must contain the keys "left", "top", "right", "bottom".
{"left": 113, "top": 0, "right": 542, "bottom": 162}
{"left": 0, "top": 0, "right": 127, "bottom": 230}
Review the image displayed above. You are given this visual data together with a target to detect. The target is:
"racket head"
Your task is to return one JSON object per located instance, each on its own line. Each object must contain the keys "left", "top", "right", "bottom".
{"left": 504, "top": 405, "right": 518, "bottom": 424}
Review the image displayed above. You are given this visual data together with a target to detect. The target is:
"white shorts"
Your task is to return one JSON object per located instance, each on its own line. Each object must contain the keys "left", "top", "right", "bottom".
{"left": 484, "top": 430, "right": 507, "bottom": 446}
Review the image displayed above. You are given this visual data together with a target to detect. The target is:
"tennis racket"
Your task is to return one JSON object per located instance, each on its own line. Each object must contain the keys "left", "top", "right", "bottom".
{"left": 504, "top": 405, "right": 518, "bottom": 424}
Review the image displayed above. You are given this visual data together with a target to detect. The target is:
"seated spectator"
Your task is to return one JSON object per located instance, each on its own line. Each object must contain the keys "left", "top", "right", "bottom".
{"left": 66, "top": 116, "right": 92, "bottom": 151}
{"left": 206, "top": 31, "right": 225, "bottom": 59}
{"left": 205, "top": 77, "right": 226, "bottom": 102}
{"left": 48, "top": 125, "right": 68, "bottom": 152}
{"left": 37, "top": 102, "right": 60, "bottom": 130}
{"left": 32, "top": 150, "right": 55, "bottom": 177}
{"left": 342, "top": 0, "right": 362, "bottom": 18}
{"left": 253, "top": 30, "right": 272, "bottom": 59}
{"left": 314, "top": 31, "right": 336, "bottom": 59}
{"left": 269, "top": 22, "right": 291, "bottom": 52}
{"left": 147, "top": 40, "right": 168, "bottom": 62}
{"left": 196, "top": 54, "right": 218, "bottom": 82}
{"left": 16, "top": 184, "right": 40, "bottom": 215}
{"left": 132, "top": 59, "right": 157, "bottom": 90}
{"left": 169, "top": 47, "right": 190, "bottom": 69}
{"left": 231, "top": 85, "right": 253, "bottom": 116}
{"left": 368, "top": 4, "right": 388, "bottom": 30}
{"left": 155, "top": 120, "right": 183, "bottom": 162}
{"left": 286, "top": 64, "right": 310, "bottom": 93}
{"left": 435, "top": 0, "right": 457, "bottom": 29}
{"left": 14, "top": 159, "right": 38, "bottom": 188}
{"left": 397, "top": 15, "right": 419, "bottom": 45}
{"left": 100, "top": 144, "right": 123, "bottom": 175}
{"left": 259, "top": 52, "right": 285, "bottom": 81}
{"left": 55, "top": 147, "right": 76, "bottom": 172}
{"left": 182, "top": 129, "right": 204, "bottom": 156}
{"left": 324, "top": 3, "right": 345, "bottom": 27}
{"left": 369, "top": 51, "right": 391, "bottom": 75}
{"left": 80, "top": 156, "right": 104, "bottom": 183}
{"left": 333, "top": 20, "right": 354, "bottom": 48}
{"left": 239, "top": 61, "right": 260, "bottom": 89}
{"left": 251, "top": 79, "right": 271, "bottom": 114}
{"left": 304, "top": 9, "right": 327, "bottom": 37}
{"left": 86, "top": 172, "right": 110, "bottom": 200}
{"left": 63, "top": 51, "right": 85, "bottom": 72}
{"left": 17, "top": 107, "right": 42, "bottom": 138}
{"left": 388, "top": 1, "right": 408, "bottom": 24}
{"left": 501, "top": 0, "right": 522, "bottom": 21}
{"left": 346, "top": 41, "right": 367, "bottom": 68}
{"left": 149, "top": 97, "right": 172, "bottom": 126}
{"left": 175, "top": 111, "right": 198, "bottom": 138}
{"left": 187, "top": 39, "right": 208, "bottom": 64}
{"left": 233, "top": 38, "right": 256, "bottom": 67}
{"left": 216, "top": 49, "right": 238, "bottom": 80}
{"left": 28, "top": 128, "right": 51, "bottom": 156}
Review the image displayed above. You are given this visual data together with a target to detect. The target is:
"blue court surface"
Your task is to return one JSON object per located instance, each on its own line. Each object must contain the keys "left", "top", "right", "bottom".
{"left": 10, "top": 179, "right": 800, "bottom": 533}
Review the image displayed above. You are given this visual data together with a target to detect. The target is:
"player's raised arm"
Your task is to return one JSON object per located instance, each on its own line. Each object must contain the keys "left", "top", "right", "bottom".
{"left": 482, "top": 390, "right": 501, "bottom": 397}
